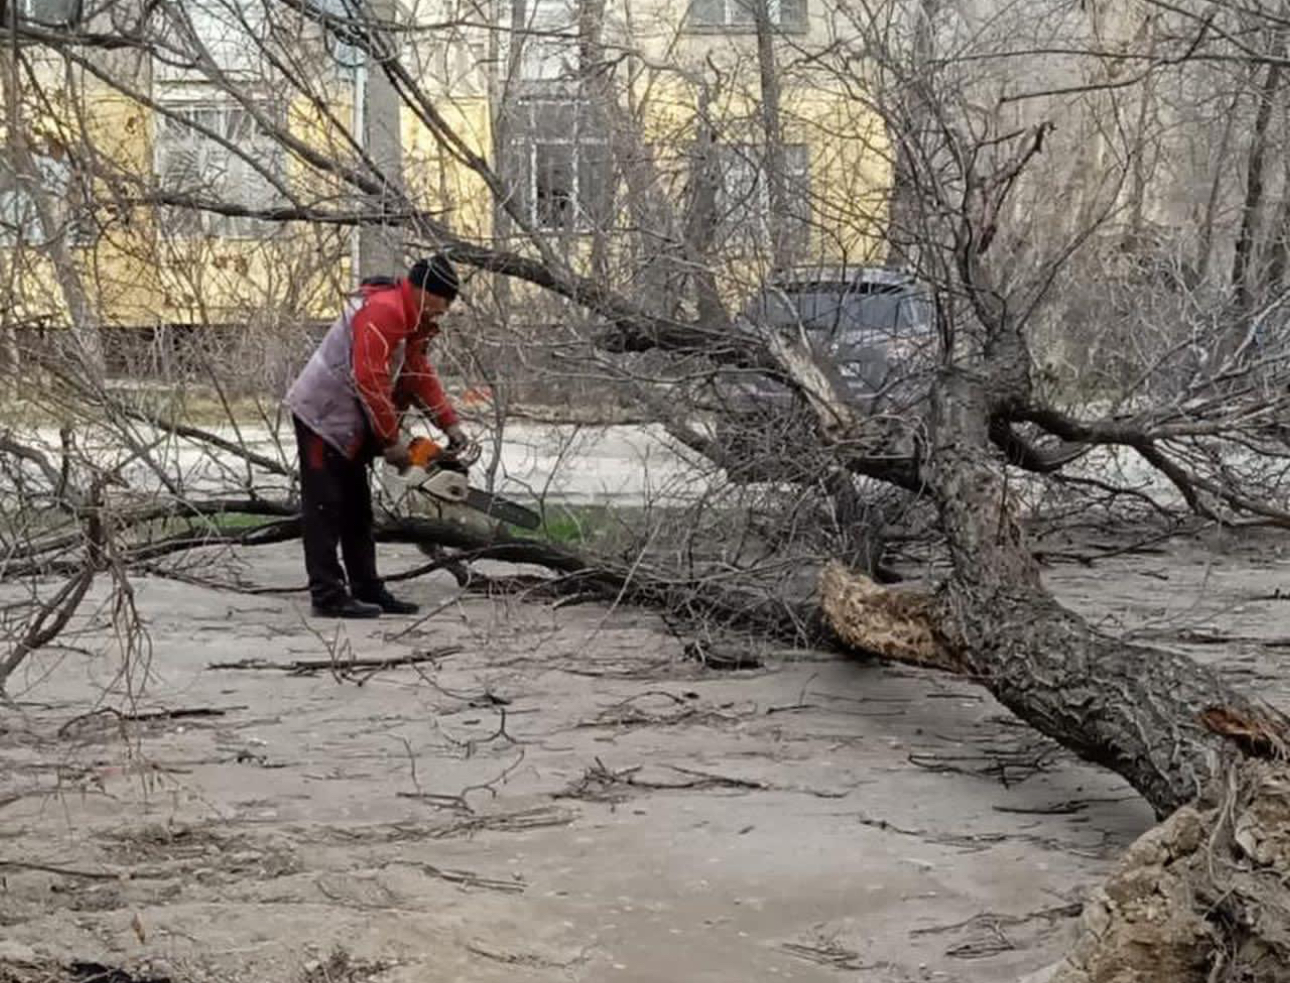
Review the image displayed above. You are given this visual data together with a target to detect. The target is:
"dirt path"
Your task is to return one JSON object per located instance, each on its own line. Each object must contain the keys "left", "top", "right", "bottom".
{"left": 3, "top": 536, "right": 1284, "bottom": 983}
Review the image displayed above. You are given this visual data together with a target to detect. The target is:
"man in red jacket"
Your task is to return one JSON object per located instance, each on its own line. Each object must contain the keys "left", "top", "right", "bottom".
{"left": 286, "top": 255, "right": 469, "bottom": 618}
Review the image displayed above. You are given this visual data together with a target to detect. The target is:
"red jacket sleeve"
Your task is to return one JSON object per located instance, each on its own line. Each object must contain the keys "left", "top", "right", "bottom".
{"left": 400, "top": 337, "right": 460, "bottom": 430}
{"left": 351, "top": 300, "right": 408, "bottom": 447}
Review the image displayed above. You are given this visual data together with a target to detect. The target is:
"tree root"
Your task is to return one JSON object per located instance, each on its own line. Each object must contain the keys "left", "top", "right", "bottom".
{"left": 1051, "top": 759, "right": 1290, "bottom": 983}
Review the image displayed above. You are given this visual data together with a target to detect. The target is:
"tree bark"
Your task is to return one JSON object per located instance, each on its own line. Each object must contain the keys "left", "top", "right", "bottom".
{"left": 578, "top": 0, "right": 610, "bottom": 280}
{"left": 1231, "top": 56, "right": 1282, "bottom": 318}
{"left": 752, "top": 0, "right": 791, "bottom": 271}
{"left": 1195, "top": 88, "right": 1241, "bottom": 286}
{"left": 1, "top": 34, "right": 104, "bottom": 382}
{"left": 822, "top": 372, "right": 1290, "bottom": 822}
{"left": 682, "top": 92, "right": 732, "bottom": 332}
{"left": 884, "top": 0, "right": 938, "bottom": 270}
{"left": 818, "top": 163, "right": 1290, "bottom": 816}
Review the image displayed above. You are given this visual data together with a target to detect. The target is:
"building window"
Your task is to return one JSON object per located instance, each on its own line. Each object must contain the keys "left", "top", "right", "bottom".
{"left": 0, "top": 154, "right": 94, "bottom": 247}
{"left": 14, "top": 0, "right": 83, "bottom": 28}
{"left": 412, "top": 35, "right": 488, "bottom": 96}
{"left": 508, "top": 0, "right": 579, "bottom": 82}
{"left": 688, "top": 0, "right": 806, "bottom": 31}
{"left": 713, "top": 142, "right": 812, "bottom": 255}
{"left": 503, "top": 98, "right": 612, "bottom": 232}
{"left": 152, "top": 0, "right": 266, "bottom": 80}
{"left": 188, "top": 0, "right": 265, "bottom": 74}
{"left": 0, "top": 169, "right": 45, "bottom": 246}
{"left": 316, "top": 0, "right": 368, "bottom": 70}
{"left": 155, "top": 102, "right": 286, "bottom": 238}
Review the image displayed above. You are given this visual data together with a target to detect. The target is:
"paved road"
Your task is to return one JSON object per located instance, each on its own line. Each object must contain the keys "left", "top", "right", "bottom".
{"left": 10, "top": 421, "right": 710, "bottom": 508}
{"left": 8, "top": 416, "right": 1219, "bottom": 514}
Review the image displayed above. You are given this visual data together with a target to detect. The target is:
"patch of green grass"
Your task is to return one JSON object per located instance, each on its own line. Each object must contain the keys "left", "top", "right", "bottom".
{"left": 537, "top": 507, "right": 604, "bottom": 545}
{"left": 510, "top": 503, "right": 636, "bottom": 550}
{"left": 149, "top": 512, "right": 282, "bottom": 538}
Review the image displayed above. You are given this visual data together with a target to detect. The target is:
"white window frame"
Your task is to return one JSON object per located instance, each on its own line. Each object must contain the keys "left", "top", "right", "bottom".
{"left": 713, "top": 141, "right": 812, "bottom": 253}
{"left": 16, "top": 0, "right": 82, "bottom": 27}
{"left": 154, "top": 100, "right": 287, "bottom": 239}
{"left": 152, "top": 0, "right": 267, "bottom": 81}
{"left": 688, "top": 0, "right": 806, "bottom": 31}
{"left": 506, "top": 97, "right": 610, "bottom": 232}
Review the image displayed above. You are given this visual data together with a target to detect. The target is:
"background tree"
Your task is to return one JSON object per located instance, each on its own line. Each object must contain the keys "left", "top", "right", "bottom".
{"left": 6, "top": 0, "right": 1290, "bottom": 975}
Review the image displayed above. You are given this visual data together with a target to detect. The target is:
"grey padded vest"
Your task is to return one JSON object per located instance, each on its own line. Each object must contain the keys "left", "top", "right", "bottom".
{"left": 285, "top": 298, "right": 370, "bottom": 456}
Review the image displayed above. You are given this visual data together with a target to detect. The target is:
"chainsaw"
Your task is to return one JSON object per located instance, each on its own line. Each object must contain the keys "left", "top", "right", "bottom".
{"left": 399, "top": 436, "right": 541, "bottom": 530}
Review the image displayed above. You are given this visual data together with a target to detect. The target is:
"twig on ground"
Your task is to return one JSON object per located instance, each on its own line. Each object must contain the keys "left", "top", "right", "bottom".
{"left": 397, "top": 749, "right": 528, "bottom": 814}
{"left": 780, "top": 938, "right": 880, "bottom": 971}
{"left": 556, "top": 758, "right": 767, "bottom": 800}
{"left": 384, "top": 859, "right": 526, "bottom": 894}
{"left": 0, "top": 858, "right": 154, "bottom": 880}
{"left": 57, "top": 705, "right": 244, "bottom": 737}
{"left": 207, "top": 647, "right": 462, "bottom": 675}
{"left": 416, "top": 804, "right": 576, "bottom": 837}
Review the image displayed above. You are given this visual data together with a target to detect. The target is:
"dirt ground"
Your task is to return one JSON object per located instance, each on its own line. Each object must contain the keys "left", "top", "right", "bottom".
{"left": 3, "top": 531, "right": 1288, "bottom": 983}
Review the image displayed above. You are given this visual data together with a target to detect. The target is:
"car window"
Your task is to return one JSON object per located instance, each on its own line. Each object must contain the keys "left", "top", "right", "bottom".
{"left": 749, "top": 281, "right": 934, "bottom": 345}
{"left": 750, "top": 287, "right": 843, "bottom": 343}
{"left": 847, "top": 292, "right": 902, "bottom": 341}
{"left": 897, "top": 295, "right": 935, "bottom": 336}
{"left": 795, "top": 289, "right": 849, "bottom": 332}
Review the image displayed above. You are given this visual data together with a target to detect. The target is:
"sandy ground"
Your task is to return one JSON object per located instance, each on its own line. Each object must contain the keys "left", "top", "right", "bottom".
{"left": 3, "top": 532, "right": 1289, "bottom": 983}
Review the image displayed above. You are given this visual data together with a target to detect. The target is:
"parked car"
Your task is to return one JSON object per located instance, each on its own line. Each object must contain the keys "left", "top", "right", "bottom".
{"left": 703, "top": 267, "right": 936, "bottom": 481}
{"left": 711, "top": 266, "right": 936, "bottom": 428}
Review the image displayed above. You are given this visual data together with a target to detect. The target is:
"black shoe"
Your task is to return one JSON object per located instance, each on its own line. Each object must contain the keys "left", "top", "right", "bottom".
{"left": 354, "top": 589, "right": 419, "bottom": 615}
{"left": 311, "top": 597, "right": 383, "bottom": 619}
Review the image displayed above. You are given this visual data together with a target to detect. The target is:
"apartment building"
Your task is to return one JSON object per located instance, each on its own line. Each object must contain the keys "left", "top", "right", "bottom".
{"left": 1, "top": 0, "right": 891, "bottom": 358}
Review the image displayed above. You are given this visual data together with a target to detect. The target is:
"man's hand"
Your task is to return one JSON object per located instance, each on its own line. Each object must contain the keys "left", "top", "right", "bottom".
{"left": 382, "top": 441, "right": 413, "bottom": 471}
{"left": 443, "top": 424, "right": 481, "bottom": 466}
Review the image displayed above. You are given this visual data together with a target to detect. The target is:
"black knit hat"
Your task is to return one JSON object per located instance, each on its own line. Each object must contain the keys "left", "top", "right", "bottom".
{"left": 407, "top": 254, "right": 459, "bottom": 301}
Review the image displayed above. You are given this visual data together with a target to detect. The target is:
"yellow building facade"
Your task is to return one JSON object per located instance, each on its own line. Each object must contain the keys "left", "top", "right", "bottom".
{"left": 1, "top": 0, "right": 891, "bottom": 349}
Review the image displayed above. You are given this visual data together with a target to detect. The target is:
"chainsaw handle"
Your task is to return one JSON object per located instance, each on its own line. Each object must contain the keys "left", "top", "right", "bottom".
{"left": 407, "top": 436, "right": 443, "bottom": 469}
{"left": 407, "top": 435, "right": 481, "bottom": 470}
{"left": 447, "top": 438, "right": 482, "bottom": 468}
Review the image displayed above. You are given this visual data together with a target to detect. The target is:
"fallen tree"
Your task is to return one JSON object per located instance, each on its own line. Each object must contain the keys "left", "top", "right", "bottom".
{"left": 3, "top": 2, "right": 1290, "bottom": 979}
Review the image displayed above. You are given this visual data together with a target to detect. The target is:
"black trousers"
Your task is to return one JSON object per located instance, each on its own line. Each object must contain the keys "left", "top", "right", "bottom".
{"left": 294, "top": 416, "right": 381, "bottom": 606}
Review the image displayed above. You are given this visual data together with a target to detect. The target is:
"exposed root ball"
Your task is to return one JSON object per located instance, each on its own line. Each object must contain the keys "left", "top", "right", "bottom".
{"left": 1052, "top": 761, "right": 1290, "bottom": 983}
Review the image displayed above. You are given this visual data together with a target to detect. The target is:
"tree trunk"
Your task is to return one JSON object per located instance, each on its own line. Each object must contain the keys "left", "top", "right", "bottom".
{"left": 1, "top": 33, "right": 104, "bottom": 382}
{"left": 358, "top": 0, "right": 405, "bottom": 276}
{"left": 578, "top": 0, "right": 610, "bottom": 280}
{"left": 822, "top": 363, "right": 1290, "bottom": 820}
{"left": 485, "top": 0, "right": 523, "bottom": 312}
{"left": 684, "top": 99, "right": 729, "bottom": 331}
{"left": 1196, "top": 89, "right": 1241, "bottom": 286}
{"left": 752, "top": 0, "right": 791, "bottom": 271}
{"left": 884, "top": 0, "right": 938, "bottom": 270}
{"left": 1231, "top": 56, "right": 1282, "bottom": 318}
{"left": 1263, "top": 189, "right": 1290, "bottom": 295}
{"left": 813, "top": 116, "right": 1290, "bottom": 820}
{"left": 1121, "top": 15, "right": 1159, "bottom": 253}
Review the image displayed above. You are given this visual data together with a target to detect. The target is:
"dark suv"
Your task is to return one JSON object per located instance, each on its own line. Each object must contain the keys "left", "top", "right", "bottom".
{"left": 712, "top": 267, "right": 936, "bottom": 424}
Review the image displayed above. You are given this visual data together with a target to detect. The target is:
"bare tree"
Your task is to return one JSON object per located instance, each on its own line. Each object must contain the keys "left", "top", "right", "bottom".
{"left": 6, "top": 0, "right": 1290, "bottom": 975}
